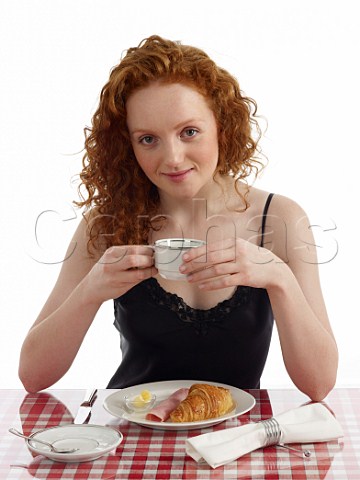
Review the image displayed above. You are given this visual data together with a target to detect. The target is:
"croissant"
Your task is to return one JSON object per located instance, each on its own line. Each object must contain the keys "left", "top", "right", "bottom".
{"left": 169, "top": 383, "right": 235, "bottom": 422}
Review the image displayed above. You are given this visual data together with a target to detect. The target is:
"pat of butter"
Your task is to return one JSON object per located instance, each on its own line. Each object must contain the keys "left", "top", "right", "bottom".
{"left": 133, "top": 389, "right": 152, "bottom": 407}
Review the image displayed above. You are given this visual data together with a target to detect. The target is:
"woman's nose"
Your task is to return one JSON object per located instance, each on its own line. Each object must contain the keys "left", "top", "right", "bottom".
{"left": 163, "top": 141, "right": 184, "bottom": 167}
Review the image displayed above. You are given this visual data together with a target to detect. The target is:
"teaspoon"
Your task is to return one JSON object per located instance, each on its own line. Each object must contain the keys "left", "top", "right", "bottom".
{"left": 9, "top": 428, "right": 79, "bottom": 454}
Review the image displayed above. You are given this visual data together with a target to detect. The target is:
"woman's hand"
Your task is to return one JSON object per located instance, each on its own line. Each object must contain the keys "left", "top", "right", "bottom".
{"left": 179, "top": 237, "right": 282, "bottom": 291}
{"left": 84, "top": 245, "right": 157, "bottom": 304}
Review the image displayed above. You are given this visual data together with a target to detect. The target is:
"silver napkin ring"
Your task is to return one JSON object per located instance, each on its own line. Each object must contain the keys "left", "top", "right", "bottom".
{"left": 261, "top": 417, "right": 282, "bottom": 446}
{"left": 260, "top": 417, "right": 311, "bottom": 458}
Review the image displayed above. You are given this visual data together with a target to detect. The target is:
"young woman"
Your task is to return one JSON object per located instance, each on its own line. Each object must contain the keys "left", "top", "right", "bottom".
{"left": 19, "top": 36, "right": 338, "bottom": 400}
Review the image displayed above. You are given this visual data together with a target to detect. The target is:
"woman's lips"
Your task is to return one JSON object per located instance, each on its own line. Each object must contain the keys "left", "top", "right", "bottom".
{"left": 162, "top": 169, "right": 193, "bottom": 183}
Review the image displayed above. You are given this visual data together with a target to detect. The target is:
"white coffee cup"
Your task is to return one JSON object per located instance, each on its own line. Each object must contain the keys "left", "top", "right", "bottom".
{"left": 154, "top": 238, "right": 206, "bottom": 280}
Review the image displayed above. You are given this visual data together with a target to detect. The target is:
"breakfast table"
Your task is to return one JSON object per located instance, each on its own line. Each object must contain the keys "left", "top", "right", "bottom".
{"left": 0, "top": 387, "right": 359, "bottom": 479}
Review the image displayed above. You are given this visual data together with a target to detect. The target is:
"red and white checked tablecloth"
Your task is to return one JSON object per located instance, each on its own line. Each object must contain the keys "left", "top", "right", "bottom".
{"left": 0, "top": 388, "right": 358, "bottom": 479}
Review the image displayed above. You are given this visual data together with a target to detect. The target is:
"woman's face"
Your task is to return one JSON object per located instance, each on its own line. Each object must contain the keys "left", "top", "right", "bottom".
{"left": 126, "top": 82, "right": 219, "bottom": 201}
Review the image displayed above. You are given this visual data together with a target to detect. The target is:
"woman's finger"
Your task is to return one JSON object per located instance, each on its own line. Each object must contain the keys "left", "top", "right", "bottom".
{"left": 197, "top": 273, "right": 242, "bottom": 291}
{"left": 180, "top": 244, "right": 236, "bottom": 274}
{"left": 182, "top": 237, "right": 236, "bottom": 262}
{"left": 99, "top": 245, "right": 154, "bottom": 265}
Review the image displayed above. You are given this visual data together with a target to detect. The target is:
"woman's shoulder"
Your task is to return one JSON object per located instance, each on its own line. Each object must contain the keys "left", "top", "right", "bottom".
{"left": 246, "top": 185, "right": 308, "bottom": 221}
{"left": 66, "top": 208, "right": 105, "bottom": 264}
{"left": 247, "top": 186, "right": 315, "bottom": 263}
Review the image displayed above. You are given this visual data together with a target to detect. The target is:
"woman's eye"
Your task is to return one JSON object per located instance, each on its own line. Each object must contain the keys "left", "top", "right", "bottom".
{"left": 182, "top": 128, "right": 198, "bottom": 138}
{"left": 140, "top": 135, "right": 154, "bottom": 145}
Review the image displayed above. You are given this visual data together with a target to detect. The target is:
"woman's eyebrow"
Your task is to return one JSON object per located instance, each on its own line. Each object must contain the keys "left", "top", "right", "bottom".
{"left": 130, "top": 118, "right": 206, "bottom": 135}
{"left": 173, "top": 118, "right": 205, "bottom": 129}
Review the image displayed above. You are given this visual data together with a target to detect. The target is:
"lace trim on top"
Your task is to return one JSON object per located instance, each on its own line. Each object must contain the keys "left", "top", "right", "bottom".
{"left": 145, "top": 278, "right": 251, "bottom": 335}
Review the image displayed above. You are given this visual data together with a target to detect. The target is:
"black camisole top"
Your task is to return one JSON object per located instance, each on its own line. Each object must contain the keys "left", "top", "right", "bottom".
{"left": 107, "top": 194, "right": 275, "bottom": 389}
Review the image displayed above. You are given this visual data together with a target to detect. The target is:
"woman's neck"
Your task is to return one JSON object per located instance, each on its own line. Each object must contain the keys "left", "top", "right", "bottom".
{"left": 158, "top": 174, "right": 233, "bottom": 219}
{"left": 151, "top": 175, "right": 244, "bottom": 242}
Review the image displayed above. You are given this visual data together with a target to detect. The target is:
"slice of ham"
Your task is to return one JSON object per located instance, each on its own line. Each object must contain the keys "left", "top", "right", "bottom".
{"left": 145, "top": 388, "right": 189, "bottom": 422}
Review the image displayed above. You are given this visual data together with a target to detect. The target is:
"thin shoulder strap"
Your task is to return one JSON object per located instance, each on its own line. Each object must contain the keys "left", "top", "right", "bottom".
{"left": 260, "top": 193, "right": 275, "bottom": 247}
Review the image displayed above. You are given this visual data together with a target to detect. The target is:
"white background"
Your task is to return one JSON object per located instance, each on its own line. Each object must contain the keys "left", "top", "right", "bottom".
{"left": 1, "top": 0, "right": 359, "bottom": 390}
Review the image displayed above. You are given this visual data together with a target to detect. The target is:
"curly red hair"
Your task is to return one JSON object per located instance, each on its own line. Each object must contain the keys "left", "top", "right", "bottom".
{"left": 75, "top": 35, "right": 264, "bottom": 254}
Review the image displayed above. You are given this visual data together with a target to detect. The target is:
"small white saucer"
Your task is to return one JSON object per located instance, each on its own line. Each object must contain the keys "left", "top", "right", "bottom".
{"left": 26, "top": 424, "right": 123, "bottom": 463}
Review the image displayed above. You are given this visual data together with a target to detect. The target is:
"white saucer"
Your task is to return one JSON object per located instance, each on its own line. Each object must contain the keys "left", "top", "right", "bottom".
{"left": 26, "top": 424, "right": 123, "bottom": 463}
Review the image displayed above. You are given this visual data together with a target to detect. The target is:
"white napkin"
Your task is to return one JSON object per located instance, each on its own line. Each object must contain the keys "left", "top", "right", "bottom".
{"left": 186, "top": 403, "right": 343, "bottom": 469}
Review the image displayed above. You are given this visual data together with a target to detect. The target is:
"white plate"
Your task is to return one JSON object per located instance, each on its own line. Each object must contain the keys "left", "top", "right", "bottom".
{"left": 26, "top": 424, "right": 123, "bottom": 463}
{"left": 103, "top": 380, "right": 255, "bottom": 430}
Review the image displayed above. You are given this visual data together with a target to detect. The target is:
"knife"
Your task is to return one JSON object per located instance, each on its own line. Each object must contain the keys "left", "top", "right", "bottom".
{"left": 73, "top": 389, "right": 97, "bottom": 424}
